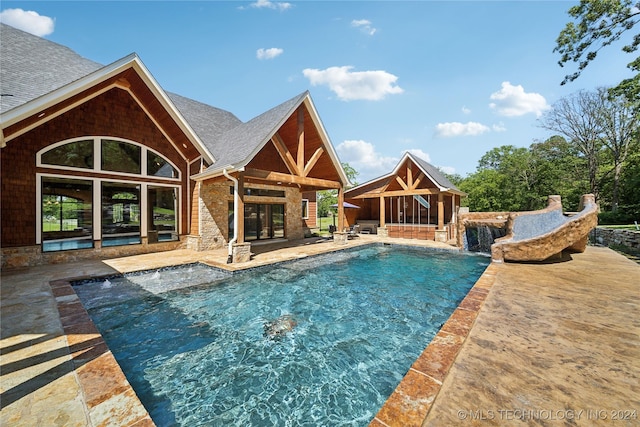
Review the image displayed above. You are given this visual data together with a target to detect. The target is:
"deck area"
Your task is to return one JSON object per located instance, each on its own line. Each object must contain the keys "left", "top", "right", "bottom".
{"left": 1, "top": 236, "right": 638, "bottom": 426}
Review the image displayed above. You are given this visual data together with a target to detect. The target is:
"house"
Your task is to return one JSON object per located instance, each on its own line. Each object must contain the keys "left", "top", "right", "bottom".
{"left": 343, "top": 152, "right": 465, "bottom": 241}
{"left": 0, "top": 23, "right": 348, "bottom": 267}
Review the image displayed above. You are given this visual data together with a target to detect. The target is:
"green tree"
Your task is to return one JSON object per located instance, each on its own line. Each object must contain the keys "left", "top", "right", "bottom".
{"left": 538, "top": 90, "right": 604, "bottom": 199}
{"left": 317, "top": 162, "right": 359, "bottom": 217}
{"left": 555, "top": 0, "right": 640, "bottom": 108}
{"left": 597, "top": 87, "right": 640, "bottom": 211}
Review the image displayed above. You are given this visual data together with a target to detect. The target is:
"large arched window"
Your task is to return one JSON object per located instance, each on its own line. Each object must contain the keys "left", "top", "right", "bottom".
{"left": 37, "top": 137, "right": 181, "bottom": 252}
{"left": 38, "top": 137, "right": 180, "bottom": 179}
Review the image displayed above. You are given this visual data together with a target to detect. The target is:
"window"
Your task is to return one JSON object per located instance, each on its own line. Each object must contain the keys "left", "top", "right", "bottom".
{"left": 41, "top": 177, "right": 93, "bottom": 252}
{"left": 102, "top": 139, "right": 141, "bottom": 174}
{"left": 40, "top": 139, "right": 94, "bottom": 169}
{"left": 101, "top": 182, "right": 141, "bottom": 246}
{"left": 302, "top": 199, "right": 309, "bottom": 219}
{"left": 39, "top": 137, "right": 179, "bottom": 180}
{"left": 38, "top": 137, "right": 181, "bottom": 251}
{"left": 148, "top": 151, "right": 178, "bottom": 178}
{"left": 230, "top": 203, "right": 285, "bottom": 241}
{"left": 149, "top": 186, "right": 178, "bottom": 242}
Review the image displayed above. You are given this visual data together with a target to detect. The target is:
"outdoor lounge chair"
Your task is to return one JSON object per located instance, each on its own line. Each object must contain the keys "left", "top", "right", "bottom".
{"left": 346, "top": 224, "right": 360, "bottom": 239}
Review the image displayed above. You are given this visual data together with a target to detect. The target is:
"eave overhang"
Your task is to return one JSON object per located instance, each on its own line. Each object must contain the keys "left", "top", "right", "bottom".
{"left": 0, "top": 53, "right": 215, "bottom": 164}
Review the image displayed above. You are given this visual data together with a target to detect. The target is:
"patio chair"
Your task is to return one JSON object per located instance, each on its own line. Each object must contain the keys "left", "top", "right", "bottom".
{"left": 346, "top": 224, "right": 360, "bottom": 239}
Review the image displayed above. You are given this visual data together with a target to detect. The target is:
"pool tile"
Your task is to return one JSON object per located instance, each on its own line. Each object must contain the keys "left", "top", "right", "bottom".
{"left": 458, "top": 294, "right": 484, "bottom": 312}
{"left": 373, "top": 369, "right": 441, "bottom": 427}
{"left": 439, "top": 307, "right": 478, "bottom": 336}
{"left": 87, "top": 387, "right": 151, "bottom": 427}
{"left": 410, "top": 331, "right": 465, "bottom": 383}
{"left": 75, "top": 351, "right": 132, "bottom": 408}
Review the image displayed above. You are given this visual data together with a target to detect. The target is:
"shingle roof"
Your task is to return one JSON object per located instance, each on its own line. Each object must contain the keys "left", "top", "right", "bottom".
{"left": 0, "top": 24, "right": 340, "bottom": 182}
{"left": 166, "top": 92, "right": 242, "bottom": 156}
{"left": 408, "top": 152, "right": 458, "bottom": 190}
{"left": 345, "top": 151, "right": 462, "bottom": 196}
{"left": 201, "top": 91, "right": 309, "bottom": 173}
{"left": 0, "top": 23, "right": 103, "bottom": 114}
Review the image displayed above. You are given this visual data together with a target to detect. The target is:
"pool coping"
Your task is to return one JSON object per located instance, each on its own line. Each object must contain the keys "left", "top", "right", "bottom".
{"left": 370, "top": 262, "right": 498, "bottom": 427}
{"left": 48, "top": 244, "right": 495, "bottom": 426}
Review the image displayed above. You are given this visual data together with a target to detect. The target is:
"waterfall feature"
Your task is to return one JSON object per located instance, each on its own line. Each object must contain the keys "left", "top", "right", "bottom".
{"left": 464, "top": 225, "right": 507, "bottom": 253}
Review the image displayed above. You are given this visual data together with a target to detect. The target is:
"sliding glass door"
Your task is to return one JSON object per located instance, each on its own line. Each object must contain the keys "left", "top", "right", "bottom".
{"left": 243, "top": 203, "right": 285, "bottom": 241}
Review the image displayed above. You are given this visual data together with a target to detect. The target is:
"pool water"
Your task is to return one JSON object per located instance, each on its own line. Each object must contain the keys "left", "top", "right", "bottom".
{"left": 74, "top": 245, "right": 489, "bottom": 426}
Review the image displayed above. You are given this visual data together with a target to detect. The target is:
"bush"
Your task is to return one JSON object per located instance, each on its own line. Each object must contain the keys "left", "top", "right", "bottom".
{"left": 598, "top": 204, "right": 640, "bottom": 225}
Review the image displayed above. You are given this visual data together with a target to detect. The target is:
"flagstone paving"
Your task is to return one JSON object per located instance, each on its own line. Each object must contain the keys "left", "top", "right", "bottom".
{"left": 2, "top": 237, "right": 638, "bottom": 426}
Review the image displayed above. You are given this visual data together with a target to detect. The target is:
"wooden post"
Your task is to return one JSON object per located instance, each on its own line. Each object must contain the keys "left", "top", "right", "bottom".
{"left": 297, "top": 107, "right": 305, "bottom": 174}
{"left": 379, "top": 196, "right": 386, "bottom": 227}
{"left": 338, "top": 187, "right": 345, "bottom": 231}
{"left": 437, "top": 192, "right": 444, "bottom": 230}
{"left": 237, "top": 172, "right": 245, "bottom": 244}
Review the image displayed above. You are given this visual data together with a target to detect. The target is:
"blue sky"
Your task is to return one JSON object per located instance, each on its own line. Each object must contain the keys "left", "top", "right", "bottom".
{"left": 1, "top": 1, "right": 635, "bottom": 183}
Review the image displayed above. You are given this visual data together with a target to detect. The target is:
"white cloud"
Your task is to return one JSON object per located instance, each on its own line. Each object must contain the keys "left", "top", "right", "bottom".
{"left": 0, "top": 8, "right": 54, "bottom": 36}
{"left": 434, "top": 121, "right": 490, "bottom": 138}
{"left": 492, "top": 122, "right": 507, "bottom": 132}
{"left": 438, "top": 165, "right": 456, "bottom": 175}
{"left": 337, "top": 140, "right": 398, "bottom": 180}
{"left": 256, "top": 47, "right": 283, "bottom": 60}
{"left": 461, "top": 106, "right": 471, "bottom": 114}
{"left": 489, "top": 81, "right": 550, "bottom": 117}
{"left": 302, "top": 66, "right": 403, "bottom": 101}
{"left": 351, "top": 19, "right": 377, "bottom": 36}
{"left": 247, "top": 0, "right": 292, "bottom": 11}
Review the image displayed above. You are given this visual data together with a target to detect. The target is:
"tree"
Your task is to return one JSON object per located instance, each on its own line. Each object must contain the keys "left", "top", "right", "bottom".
{"left": 317, "top": 162, "right": 359, "bottom": 217}
{"left": 597, "top": 87, "right": 640, "bottom": 211}
{"left": 538, "top": 90, "right": 604, "bottom": 199}
{"left": 555, "top": 0, "right": 640, "bottom": 107}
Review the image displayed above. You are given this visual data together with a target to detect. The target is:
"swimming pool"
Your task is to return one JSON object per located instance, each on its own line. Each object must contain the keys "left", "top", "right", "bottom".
{"left": 73, "top": 244, "right": 489, "bottom": 426}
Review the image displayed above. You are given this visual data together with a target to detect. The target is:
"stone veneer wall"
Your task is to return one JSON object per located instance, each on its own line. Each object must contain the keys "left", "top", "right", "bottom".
{"left": 193, "top": 180, "right": 305, "bottom": 252}
{"left": 196, "top": 180, "right": 230, "bottom": 251}
{"left": 591, "top": 227, "right": 640, "bottom": 249}
{"left": 1, "top": 239, "right": 184, "bottom": 269}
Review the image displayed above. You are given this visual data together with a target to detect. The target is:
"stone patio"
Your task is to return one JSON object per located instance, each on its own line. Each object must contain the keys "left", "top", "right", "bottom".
{"left": 1, "top": 237, "right": 638, "bottom": 426}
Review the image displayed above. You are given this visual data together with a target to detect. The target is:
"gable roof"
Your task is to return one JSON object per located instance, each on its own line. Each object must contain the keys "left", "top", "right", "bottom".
{"left": 0, "top": 24, "right": 218, "bottom": 162}
{"left": 345, "top": 151, "right": 464, "bottom": 196}
{"left": 0, "top": 24, "right": 347, "bottom": 186}
{"left": 0, "top": 23, "right": 103, "bottom": 114}
{"left": 191, "top": 91, "right": 349, "bottom": 186}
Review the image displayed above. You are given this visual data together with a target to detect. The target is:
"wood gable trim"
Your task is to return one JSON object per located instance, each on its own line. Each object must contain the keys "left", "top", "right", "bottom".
{"left": 244, "top": 168, "right": 341, "bottom": 189}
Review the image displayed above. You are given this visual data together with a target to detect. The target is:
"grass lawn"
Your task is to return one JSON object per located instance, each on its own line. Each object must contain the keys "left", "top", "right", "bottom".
{"left": 599, "top": 224, "right": 640, "bottom": 231}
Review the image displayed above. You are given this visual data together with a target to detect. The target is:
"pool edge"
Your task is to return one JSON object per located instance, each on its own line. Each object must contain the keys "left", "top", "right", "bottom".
{"left": 49, "top": 278, "right": 156, "bottom": 427}
{"left": 370, "top": 262, "right": 499, "bottom": 427}
{"left": 50, "top": 244, "right": 492, "bottom": 427}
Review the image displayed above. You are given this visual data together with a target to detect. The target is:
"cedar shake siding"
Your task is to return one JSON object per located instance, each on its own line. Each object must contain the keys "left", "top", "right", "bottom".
{"left": 1, "top": 88, "right": 190, "bottom": 247}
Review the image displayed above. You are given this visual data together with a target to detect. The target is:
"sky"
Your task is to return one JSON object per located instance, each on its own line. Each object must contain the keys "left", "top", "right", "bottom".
{"left": 1, "top": 1, "right": 635, "bottom": 184}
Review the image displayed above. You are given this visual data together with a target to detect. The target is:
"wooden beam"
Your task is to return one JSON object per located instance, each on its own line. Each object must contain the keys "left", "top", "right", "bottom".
{"left": 297, "top": 107, "right": 305, "bottom": 173}
{"left": 379, "top": 196, "right": 386, "bottom": 227}
{"left": 350, "top": 188, "right": 440, "bottom": 199}
{"left": 271, "top": 134, "right": 299, "bottom": 175}
{"left": 244, "top": 168, "right": 341, "bottom": 189}
{"left": 303, "top": 147, "right": 324, "bottom": 177}
{"left": 395, "top": 176, "right": 408, "bottom": 190}
{"left": 407, "top": 163, "right": 413, "bottom": 189}
{"left": 411, "top": 172, "right": 425, "bottom": 190}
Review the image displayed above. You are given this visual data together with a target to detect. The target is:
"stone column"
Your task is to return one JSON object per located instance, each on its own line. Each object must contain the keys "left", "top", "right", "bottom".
{"left": 232, "top": 242, "right": 252, "bottom": 263}
{"left": 333, "top": 231, "right": 348, "bottom": 245}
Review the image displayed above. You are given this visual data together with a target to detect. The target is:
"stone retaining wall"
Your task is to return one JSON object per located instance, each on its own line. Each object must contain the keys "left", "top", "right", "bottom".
{"left": 591, "top": 227, "right": 640, "bottom": 249}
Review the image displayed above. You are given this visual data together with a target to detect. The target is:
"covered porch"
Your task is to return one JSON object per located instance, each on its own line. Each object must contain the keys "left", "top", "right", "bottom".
{"left": 344, "top": 152, "right": 465, "bottom": 242}
{"left": 190, "top": 93, "right": 349, "bottom": 262}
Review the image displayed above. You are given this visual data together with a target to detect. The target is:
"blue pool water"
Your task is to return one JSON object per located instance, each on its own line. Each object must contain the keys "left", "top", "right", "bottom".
{"left": 73, "top": 245, "right": 489, "bottom": 426}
